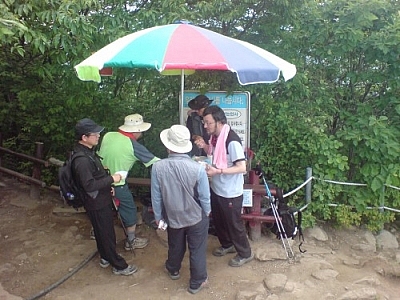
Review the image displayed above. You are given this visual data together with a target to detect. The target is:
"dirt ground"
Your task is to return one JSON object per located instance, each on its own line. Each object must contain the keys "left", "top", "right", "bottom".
{"left": 0, "top": 177, "right": 399, "bottom": 300}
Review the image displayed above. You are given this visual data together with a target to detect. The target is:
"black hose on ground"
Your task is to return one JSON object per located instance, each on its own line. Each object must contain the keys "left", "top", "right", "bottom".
{"left": 25, "top": 249, "right": 98, "bottom": 300}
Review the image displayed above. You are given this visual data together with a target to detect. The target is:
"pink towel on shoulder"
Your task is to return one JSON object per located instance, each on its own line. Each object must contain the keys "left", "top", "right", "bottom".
{"left": 208, "top": 124, "right": 230, "bottom": 169}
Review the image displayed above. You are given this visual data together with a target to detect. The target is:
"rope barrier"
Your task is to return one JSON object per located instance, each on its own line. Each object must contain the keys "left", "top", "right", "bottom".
{"left": 327, "top": 203, "right": 400, "bottom": 214}
{"left": 298, "top": 203, "right": 309, "bottom": 212}
{"left": 284, "top": 175, "right": 400, "bottom": 214}
{"left": 383, "top": 206, "right": 400, "bottom": 213}
{"left": 313, "top": 177, "right": 367, "bottom": 186}
{"left": 283, "top": 176, "right": 313, "bottom": 198}
{"left": 385, "top": 184, "right": 400, "bottom": 191}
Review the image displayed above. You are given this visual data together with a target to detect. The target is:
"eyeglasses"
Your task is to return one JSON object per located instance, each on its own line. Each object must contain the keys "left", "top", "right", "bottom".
{"left": 201, "top": 121, "right": 216, "bottom": 126}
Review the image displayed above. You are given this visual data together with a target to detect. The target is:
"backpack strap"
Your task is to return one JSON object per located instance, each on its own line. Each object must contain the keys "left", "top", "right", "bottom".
{"left": 71, "top": 151, "right": 96, "bottom": 165}
{"left": 296, "top": 210, "right": 306, "bottom": 253}
{"left": 276, "top": 188, "right": 289, "bottom": 212}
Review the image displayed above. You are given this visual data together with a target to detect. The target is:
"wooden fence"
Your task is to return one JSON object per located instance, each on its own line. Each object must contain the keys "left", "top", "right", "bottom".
{"left": 0, "top": 133, "right": 63, "bottom": 198}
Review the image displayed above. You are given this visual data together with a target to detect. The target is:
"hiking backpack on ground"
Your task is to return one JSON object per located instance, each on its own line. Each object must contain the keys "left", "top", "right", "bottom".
{"left": 58, "top": 152, "right": 88, "bottom": 209}
{"left": 264, "top": 188, "right": 306, "bottom": 253}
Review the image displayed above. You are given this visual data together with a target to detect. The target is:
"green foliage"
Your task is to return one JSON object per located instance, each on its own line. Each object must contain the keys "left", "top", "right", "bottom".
{"left": 0, "top": 1, "right": 28, "bottom": 51}
{"left": 265, "top": 0, "right": 400, "bottom": 230}
{"left": 333, "top": 205, "right": 362, "bottom": 228}
{"left": 308, "top": 180, "right": 396, "bottom": 231}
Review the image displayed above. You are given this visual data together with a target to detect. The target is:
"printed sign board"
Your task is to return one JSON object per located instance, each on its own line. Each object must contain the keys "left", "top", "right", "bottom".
{"left": 182, "top": 91, "right": 250, "bottom": 150}
{"left": 242, "top": 189, "right": 253, "bottom": 207}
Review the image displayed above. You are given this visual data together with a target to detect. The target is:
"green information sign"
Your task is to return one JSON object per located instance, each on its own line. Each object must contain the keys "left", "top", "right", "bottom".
{"left": 182, "top": 91, "right": 250, "bottom": 150}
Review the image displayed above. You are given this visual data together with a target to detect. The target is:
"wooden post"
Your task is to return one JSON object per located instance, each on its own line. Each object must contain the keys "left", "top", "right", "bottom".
{"left": 248, "top": 192, "right": 262, "bottom": 241}
{"left": 246, "top": 175, "right": 262, "bottom": 241}
{"left": 30, "top": 142, "right": 44, "bottom": 199}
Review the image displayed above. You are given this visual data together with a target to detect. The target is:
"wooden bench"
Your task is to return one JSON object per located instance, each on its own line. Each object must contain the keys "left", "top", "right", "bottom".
{"left": 127, "top": 177, "right": 276, "bottom": 241}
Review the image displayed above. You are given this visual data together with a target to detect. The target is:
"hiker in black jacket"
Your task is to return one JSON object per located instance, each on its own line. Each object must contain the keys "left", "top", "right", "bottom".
{"left": 72, "top": 118, "right": 136, "bottom": 276}
{"left": 186, "top": 95, "right": 213, "bottom": 157}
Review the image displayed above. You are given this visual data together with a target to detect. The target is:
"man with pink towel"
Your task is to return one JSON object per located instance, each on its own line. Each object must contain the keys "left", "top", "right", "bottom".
{"left": 195, "top": 106, "right": 254, "bottom": 267}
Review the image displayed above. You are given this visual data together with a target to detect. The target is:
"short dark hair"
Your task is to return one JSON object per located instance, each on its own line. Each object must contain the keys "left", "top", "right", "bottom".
{"left": 203, "top": 106, "right": 227, "bottom": 124}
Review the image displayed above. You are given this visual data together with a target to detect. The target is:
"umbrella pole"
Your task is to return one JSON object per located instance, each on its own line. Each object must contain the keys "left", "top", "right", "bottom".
{"left": 180, "top": 69, "right": 184, "bottom": 125}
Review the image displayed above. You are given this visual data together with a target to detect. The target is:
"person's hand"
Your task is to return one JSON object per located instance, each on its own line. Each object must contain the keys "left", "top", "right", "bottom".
{"left": 112, "top": 173, "right": 122, "bottom": 183}
{"left": 192, "top": 135, "right": 202, "bottom": 142}
{"left": 194, "top": 136, "right": 206, "bottom": 149}
{"left": 111, "top": 187, "right": 115, "bottom": 196}
{"left": 206, "top": 164, "right": 221, "bottom": 177}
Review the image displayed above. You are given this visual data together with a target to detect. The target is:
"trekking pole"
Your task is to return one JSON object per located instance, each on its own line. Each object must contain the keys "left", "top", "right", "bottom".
{"left": 112, "top": 197, "right": 135, "bottom": 256}
{"left": 260, "top": 174, "right": 295, "bottom": 261}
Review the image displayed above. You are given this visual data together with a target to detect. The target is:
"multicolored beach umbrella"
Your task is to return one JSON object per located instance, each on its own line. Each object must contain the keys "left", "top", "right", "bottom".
{"left": 74, "top": 22, "right": 296, "bottom": 122}
{"left": 75, "top": 23, "right": 296, "bottom": 84}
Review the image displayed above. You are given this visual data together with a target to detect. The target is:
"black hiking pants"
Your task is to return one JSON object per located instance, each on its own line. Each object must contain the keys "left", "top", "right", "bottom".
{"left": 87, "top": 204, "right": 128, "bottom": 270}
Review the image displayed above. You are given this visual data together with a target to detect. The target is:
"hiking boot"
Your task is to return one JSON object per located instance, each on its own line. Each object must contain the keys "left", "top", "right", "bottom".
{"left": 212, "top": 245, "right": 236, "bottom": 257}
{"left": 228, "top": 253, "right": 254, "bottom": 267}
{"left": 99, "top": 258, "right": 110, "bottom": 268}
{"left": 124, "top": 237, "right": 149, "bottom": 250}
{"left": 187, "top": 278, "right": 208, "bottom": 294}
{"left": 165, "top": 267, "right": 180, "bottom": 280}
{"left": 112, "top": 265, "right": 138, "bottom": 276}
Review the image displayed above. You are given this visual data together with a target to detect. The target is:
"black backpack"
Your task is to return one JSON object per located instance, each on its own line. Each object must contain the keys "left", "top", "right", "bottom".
{"left": 58, "top": 152, "right": 89, "bottom": 209}
{"left": 264, "top": 188, "right": 306, "bottom": 253}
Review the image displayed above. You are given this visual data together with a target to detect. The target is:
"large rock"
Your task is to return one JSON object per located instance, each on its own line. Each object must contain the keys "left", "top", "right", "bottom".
{"left": 305, "top": 226, "right": 329, "bottom": 241}
{"left": 376, "top": 230, "right": 398, "bottom": 250}
{"left": 263, "top": 273, "right": 288, "bottom": 293}
{"left": 350, "top": 230, "right": 377, "bottom": 252}
{"left": 235, "top": 283, "right": 268, "bottom": 300}
{"left": 311, "top": 269, "right": 339, "bottom": 280}
{"left": 337, "top": 287, "right": 377, "bottom": 300}
{"left": 354, "top": 276, "right": 381, "bottom": 286}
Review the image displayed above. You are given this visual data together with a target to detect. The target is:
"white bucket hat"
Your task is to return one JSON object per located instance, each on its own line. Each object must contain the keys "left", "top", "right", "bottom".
{"left": 160, "top": 125, "right": 192, "bottom": 154}
{"left": 119, "top": 114, "right": 151, "bottom": 132}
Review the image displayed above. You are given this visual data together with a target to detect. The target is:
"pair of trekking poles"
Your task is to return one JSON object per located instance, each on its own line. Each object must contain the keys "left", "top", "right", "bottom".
{"left": 254, "top": 165, "right": 295, "bottom": 262}
{"left": 261, "top": 176, "right": 295, "bottom": 261}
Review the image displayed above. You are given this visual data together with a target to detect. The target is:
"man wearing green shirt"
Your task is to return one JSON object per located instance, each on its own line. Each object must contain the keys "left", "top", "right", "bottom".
{"left": 98, "top": 114, "right": 160, "bottom": 250}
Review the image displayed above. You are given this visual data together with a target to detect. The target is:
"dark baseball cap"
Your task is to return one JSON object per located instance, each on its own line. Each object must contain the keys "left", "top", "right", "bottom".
{"left": 188, "top": 95, "right": 213, "bottom": 110}
{"left": 75, "top": 118, "right": 104, "bottom": 140}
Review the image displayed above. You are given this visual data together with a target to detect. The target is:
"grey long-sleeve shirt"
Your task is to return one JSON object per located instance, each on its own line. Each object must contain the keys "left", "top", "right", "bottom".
{"left": 151, "top": 153, "right": 211, "bottom": 229}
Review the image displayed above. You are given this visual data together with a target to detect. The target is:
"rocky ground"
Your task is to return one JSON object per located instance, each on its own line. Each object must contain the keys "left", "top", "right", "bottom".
{"left": 0, "top": 176, "right": 399, "bottom": 300}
